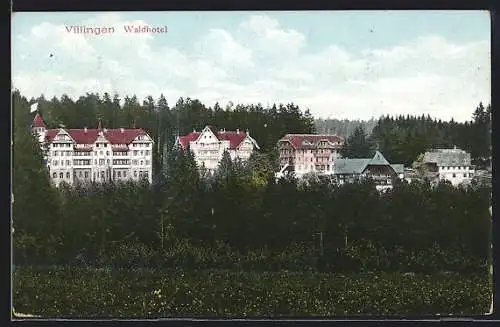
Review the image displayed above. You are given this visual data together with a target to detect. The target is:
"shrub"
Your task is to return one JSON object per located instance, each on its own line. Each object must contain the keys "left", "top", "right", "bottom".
{"left": 13, "top": 267, "right": 491, "bottom": 318}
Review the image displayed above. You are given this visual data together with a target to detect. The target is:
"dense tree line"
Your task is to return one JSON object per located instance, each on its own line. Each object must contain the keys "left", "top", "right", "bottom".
{"left": 13, "top": 90, "right": 491, "bottom": 273}
{"left": 367, "top": 105, "right": 491, "bottom": 167}
{"left": 315, "top": 118, "right": 378, "bottom": 138}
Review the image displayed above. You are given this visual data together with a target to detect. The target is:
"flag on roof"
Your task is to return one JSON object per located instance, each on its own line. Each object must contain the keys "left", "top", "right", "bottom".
{"left": 30, "top": 102, "right": 38, "bottom": 113}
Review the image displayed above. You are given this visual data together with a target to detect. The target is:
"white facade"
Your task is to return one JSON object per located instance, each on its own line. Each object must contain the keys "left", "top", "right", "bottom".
{"left": 178, "top": 126, "right": 260, "bottom": 174}
{"left": 438, "top": 165, "right": 475, "bottom": 186}
{"left": 32, "top": 116, "right": 153, "bottom": 187}
{"left": 422, "top": 148, "right": 475, "bottom": 187}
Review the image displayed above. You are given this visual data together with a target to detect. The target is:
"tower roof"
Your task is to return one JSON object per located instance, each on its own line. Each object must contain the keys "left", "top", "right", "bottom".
{"left": 32, "top": 113, "right": 46, "bottom": 128}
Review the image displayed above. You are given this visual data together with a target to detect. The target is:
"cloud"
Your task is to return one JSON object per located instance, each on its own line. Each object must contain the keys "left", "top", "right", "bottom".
{"left": 12, "top": 13, "right": 490, "bottom": 122}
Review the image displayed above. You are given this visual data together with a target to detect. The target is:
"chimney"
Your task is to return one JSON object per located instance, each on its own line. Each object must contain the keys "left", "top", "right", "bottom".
{"left": 103, "top": 128, "right": 108, "bottom": 133}
{"left": 84, "top": 127, "right": 87, "bottom": 133}
{"left": 120, "top": 128, "right": 124, "bottom": 133}
{"left": 237, "top": 128, "right": 240, "bottom": 134}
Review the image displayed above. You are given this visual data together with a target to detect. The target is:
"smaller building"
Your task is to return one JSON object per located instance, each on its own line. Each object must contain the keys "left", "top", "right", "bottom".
{"left": 420, "top": 147, "right": 474, "bottom": 186}
{"left": 277, "top": 134, "right": 344, "bottom": 177}
{"left": 333, "top": 151, "right": 404, "bottom": 191}
{"left": 176, "top": 125, "right": 260, "bottom": 174}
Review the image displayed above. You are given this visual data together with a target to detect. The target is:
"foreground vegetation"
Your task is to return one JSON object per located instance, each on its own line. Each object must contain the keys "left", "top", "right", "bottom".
{"left": 12, "top": 91, "right": 492, "bottom": 317}
{"left": 14, "top": 266, "right": 491, "bottom": 318}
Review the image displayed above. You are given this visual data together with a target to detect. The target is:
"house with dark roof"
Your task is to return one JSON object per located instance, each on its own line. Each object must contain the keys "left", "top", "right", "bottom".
{"left": 277, "top": 134, "right": 344, "bottom": 177}
{"left": 418, "top": 147, "right": 475, "bottom": 186}
{"left": 176, "top": 125, "right": 260, "bottom": 174}
{"left": 31, "top": 113, "right": 154, "bottom": 186}
{"left": 333, "top": 151, "right": 404, "bottom": 191}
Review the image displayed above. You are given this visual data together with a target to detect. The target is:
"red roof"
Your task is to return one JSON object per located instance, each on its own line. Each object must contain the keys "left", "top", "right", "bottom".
{"left": 44, "top": 128, "right": 149, "bottom": 145}
{"left": 279, "top": 134, "right": 344, "bottom": 149}
{"left": 32, "top": 113, "right": 46, "bottom": 128}
{"left": 178, "top": 127, "right": 251, "bottom": 150}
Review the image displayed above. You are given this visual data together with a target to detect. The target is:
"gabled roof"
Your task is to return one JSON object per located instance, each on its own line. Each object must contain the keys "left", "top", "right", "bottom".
{"left": 366, "top": 151, "right": 390, "bottom": 166}
{"left": 334, "top": 158, "right": 370, "bottom": 174}
{"left": 178, "top": 126, "right": 258, "bottom": 150}
{"left": 334, "top": 151, "right": 403, "bottom": 175}
{"left": 391, "top": 164, "right": 404, "bottom": 174}
{"left": 423, "top": 148, "right": 471, "bottom": 167}
{"left": 178, "top": 132, "right": 200, "bottom": 149}
{"left": 279, "top": 134, "right": 344, "bottom": 149}
{"left": 44, "top": 128, "right": 149, "bottom": 145}
{"left": 32, "top": 113, "right": 46, "bottom": 128}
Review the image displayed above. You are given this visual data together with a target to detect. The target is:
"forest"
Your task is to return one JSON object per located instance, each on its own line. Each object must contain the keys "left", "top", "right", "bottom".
{"left": 13, "top": 90, "right": 492, "bottom": 269}
{"left": 12, "top": 90, "right": 492, "bottom": 317}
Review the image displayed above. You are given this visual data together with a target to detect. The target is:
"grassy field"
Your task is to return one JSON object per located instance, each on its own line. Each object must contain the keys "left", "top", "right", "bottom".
{"left": 13, "top": 266, "right": 492, "bottom": 318}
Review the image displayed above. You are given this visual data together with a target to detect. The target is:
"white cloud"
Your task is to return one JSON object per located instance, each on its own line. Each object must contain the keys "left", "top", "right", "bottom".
{"left": 12, "top": 13, "right": 490, "bottom": 122}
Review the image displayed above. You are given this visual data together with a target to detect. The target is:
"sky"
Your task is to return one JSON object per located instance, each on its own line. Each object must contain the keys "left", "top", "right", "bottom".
{"left": 12, "top": 11, "right": 490, "bottom": 122}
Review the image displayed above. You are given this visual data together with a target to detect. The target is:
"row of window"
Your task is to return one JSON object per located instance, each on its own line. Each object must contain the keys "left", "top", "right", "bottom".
{"left": 51, "top": 159, "right": 150, "bottom": 166}
{"left": 296, "top": 165, "right": 333, "bottom": 171}
{"left": 281, "top": 149, "right": 338, "bottom": 154}
{"left": 51, "top": 150, "right": 151, "bottom": 157}
{"left": 53, "top": 142, "right": 150, "bottom": 148}
{"left": 132, "top": 142, "right": 149, "bottom": 147}
{"left": 52, "top": 143, "right": 71, "bottom": 148}
{"left": 74, "top": 152, "right": 92, "bottom": 156}
{"left": 52, "top": 170, "right": 150, "bottom": 180}
{"left": 447, "top": 173, "right": 473, "bottom": 178}
{"left": 113, "top": 159, "right": 130, "bottom": 165}
{"left": 74, "top": 159, "right": 91, "bottom": 166}
{"left": 439, "top": 166, "right": 470, "bottom": 171}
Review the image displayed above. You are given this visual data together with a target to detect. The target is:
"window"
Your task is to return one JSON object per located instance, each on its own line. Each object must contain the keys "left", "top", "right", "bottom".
{"left": 54, "top": 151, "right": 58, "bottom": 156}
{"left": 117, "top": 171, "right": 121, "bottom": 177}
{"left": 59, "top": 172, "right": 63, "bottom": 178}
{"left": 113, "top": 170, "right": 116, "bottom": 178}
{"left": 123, "top": 171, "right": 127, "bottom": 177}
{"left": 134, "top": 150, "right": 138, "bottom": 156}
{"left": 99, "top": 159, "right": 105, "bottom": 165}
{"left": 94, "top": 160, "right": 97, "bottom": 165}
{"left": 452, "top": 173, "right": 456, "bottom": 178}
{"left": 140, "top": 160, "right": 143, "bottom": 166}
{"left": 66, "top": 160, "right": 70, "bottom": 165}
{"left": 145, "top": 160, "right": 150, "bottom": 165}
{"left": 104, "top": 144, "right": 108, "bottom": 147}
{"left": 106, "top": 151, "right": 109, "bottom": 156}
{"left": 107, "top": 159, "right": 110, "bottom": 164}
{"left": 134, "top": 171, "right": 137, "bottom": 177}
{"left": 145, "top": 171, "right": 149, "bottom": 178}
{"left": 79, "top": 171, "right": 83, "bottom": 177}
{"left": 53, "top": 172, "right": 57, "bottom": 178}
{"left": 101, "top": 171, "right": 105, "bottom": 178}
{"left": 145, "top": 150, "right": 150, "bottom": 155}
{"left": 469, "top": 173, "right": 473, "bottom": 177}
{"left": 140, "top": 151, "right": 144, "bottom": 155}
{"left": 93, "top": 172, "right": 96, "bottom": 180}
{"left": 53, "top": 160, "right": 58, "bottom": 166}
{"left": 84, "top": 171, "right": 89, "bottom": 178}
{"left": 100, "top": 151, "right": 103, "bottom": 155}
{"left": 66, "top": 172, "right": 70, "bottom": 179}
{"left": 463, "top": 173, "right": 467, "bottom": 177}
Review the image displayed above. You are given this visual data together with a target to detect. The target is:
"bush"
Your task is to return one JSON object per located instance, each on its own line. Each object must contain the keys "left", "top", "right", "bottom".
{"left": 13, "top": 267, "right": 491, "bottom": 318}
